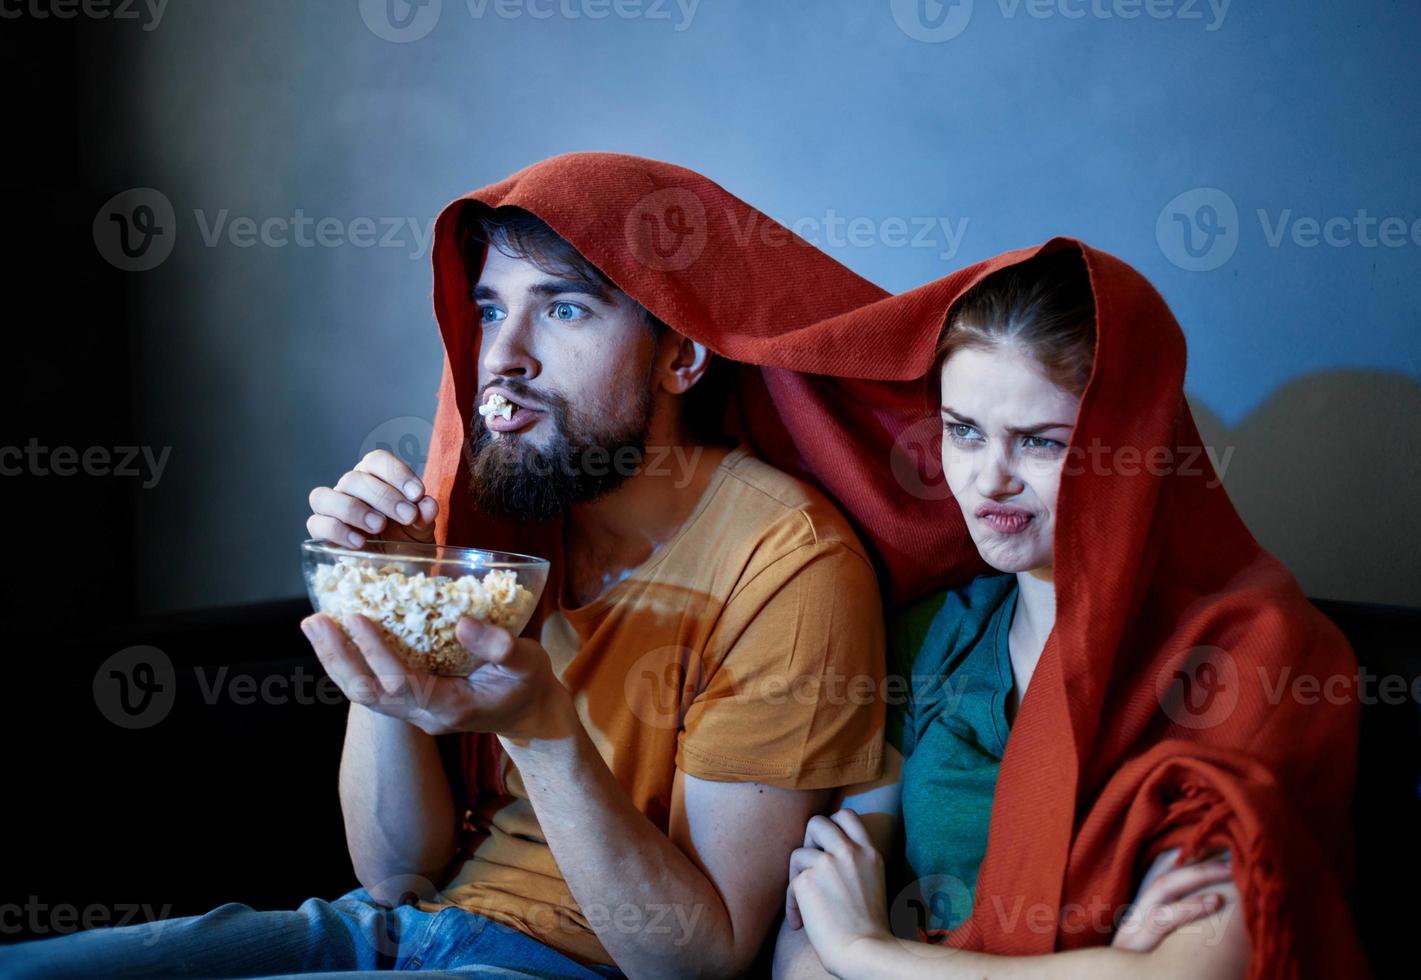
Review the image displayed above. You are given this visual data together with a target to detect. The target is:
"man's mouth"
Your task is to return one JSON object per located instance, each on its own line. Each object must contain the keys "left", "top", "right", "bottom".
{"left": 479, "top": 390, "right": 544, "bottom": 435}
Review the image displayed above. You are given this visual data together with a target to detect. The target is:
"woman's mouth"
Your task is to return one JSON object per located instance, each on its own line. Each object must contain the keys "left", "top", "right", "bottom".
{"left": 975, "top": 503, "right": 1035, "bottom": 535}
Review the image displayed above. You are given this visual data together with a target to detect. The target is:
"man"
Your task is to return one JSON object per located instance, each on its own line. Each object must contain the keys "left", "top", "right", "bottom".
{"left": 3, "top": 155, "right": 891, "bottom": 979}
{"left": 304, "top": 204, "right": 886, "bottom": 976}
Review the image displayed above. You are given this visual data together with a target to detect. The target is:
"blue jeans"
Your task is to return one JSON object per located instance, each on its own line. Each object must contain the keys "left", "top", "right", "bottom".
{"left": 0, "top": 887, "right": 625, "bottom": 979}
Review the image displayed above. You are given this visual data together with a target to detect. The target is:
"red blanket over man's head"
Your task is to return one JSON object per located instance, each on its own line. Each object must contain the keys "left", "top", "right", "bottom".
{"left": 421, "top": 153, "right": 1366, "bottom": 978}
{"left": 423, "top": 151, "right": 986, "bottom": 606}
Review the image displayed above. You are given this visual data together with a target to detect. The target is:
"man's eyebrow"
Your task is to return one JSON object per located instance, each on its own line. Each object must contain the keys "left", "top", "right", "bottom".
{"left": 472, "top": 278, "right": 614, "bottom": 303}
{"left": 526, "top": 278, "right": 613, "bottom": 302}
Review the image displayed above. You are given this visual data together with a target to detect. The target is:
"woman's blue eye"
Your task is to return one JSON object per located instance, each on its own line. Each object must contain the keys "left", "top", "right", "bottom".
{"left": 944, "top": 422, "right": 983, "bottom": 444}
{"left": 550, "top": 302, "right": 586, "bottom": 321}
{"left": 1023, "top": 435, "right": 1064, "bottom": 452}
{"left": 479, "top": 306, "right": 505, "bottom": 324}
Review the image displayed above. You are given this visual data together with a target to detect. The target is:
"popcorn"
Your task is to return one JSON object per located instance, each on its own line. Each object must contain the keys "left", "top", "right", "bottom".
{"left": 478, "top": 393, "right": 514, "bottom": 422}
{"left": 309, "top": 557, "right": 536, "bottom": 676}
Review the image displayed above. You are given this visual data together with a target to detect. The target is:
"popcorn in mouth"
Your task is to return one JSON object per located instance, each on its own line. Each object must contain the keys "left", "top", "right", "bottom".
{"left": 478, "top": 392, "right": 514, "bottom": 422}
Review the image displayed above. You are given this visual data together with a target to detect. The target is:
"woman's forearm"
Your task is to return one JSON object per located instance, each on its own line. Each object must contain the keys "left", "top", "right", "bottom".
{"left": 842, "top": 939, "right": 1149, "bottom": 980}
{"left": 839, "top": 916, "right": 1244, "bottom": 980}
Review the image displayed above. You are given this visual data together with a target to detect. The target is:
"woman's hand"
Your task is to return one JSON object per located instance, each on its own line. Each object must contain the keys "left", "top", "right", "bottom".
{"left": 1111, "top": 851, "right": 1235, "bottom": 952}
{"left": 785, "top": 808, "right": 892, "bottom": 977}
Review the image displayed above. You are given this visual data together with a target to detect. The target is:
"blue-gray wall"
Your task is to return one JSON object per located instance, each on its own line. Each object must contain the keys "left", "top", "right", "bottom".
{"left": 94, "top": 0, "right": 1419, "bottom": 609}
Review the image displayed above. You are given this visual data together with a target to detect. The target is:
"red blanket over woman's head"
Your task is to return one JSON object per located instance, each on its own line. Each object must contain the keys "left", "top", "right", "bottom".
{"left": 882, "top": 243, "right": 1365, "bottom": 977}
{"left": 421, "top": 153, "right": 1365, "bottom": 977}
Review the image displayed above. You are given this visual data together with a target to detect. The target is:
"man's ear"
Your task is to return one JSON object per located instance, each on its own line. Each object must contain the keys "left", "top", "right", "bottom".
{"left": 658, "top": 333, "right": 712, "bottom": 396}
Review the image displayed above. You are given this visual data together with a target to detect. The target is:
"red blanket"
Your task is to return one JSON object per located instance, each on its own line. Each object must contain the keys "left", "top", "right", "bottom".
{"left": 421, "top": 153, "right": 1366, "bottom": 977}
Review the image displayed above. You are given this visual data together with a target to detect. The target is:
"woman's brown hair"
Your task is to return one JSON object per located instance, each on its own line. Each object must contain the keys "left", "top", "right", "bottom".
{"left": 936, "top": 249, "right": 1097, "bottom": 397}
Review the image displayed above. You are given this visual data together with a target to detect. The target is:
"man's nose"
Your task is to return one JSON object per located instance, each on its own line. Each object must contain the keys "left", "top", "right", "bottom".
{"left": 481, "top": 309, "right": 540, "bottom": 379}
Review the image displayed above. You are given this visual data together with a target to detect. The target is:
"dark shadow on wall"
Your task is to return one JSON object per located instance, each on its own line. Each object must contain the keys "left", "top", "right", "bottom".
{"left": 1189, "top": 369, "right": 1421, "bottom": 609}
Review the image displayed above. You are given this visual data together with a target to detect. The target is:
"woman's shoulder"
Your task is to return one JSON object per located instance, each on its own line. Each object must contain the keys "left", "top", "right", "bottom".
{"left": 890, "top": 573, "right": 1018, "bottom": 674}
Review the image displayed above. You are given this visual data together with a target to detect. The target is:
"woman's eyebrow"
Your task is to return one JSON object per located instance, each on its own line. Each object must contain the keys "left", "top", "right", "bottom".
{"left": 940, "top": 406, "right": 1073, "bottom": 434}
{"left": 1011, "top": 421, "right": 1076, "bottom": 435}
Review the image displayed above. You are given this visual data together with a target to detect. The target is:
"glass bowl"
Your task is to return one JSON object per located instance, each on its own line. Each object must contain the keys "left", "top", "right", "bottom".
{"left": 301, "top": 539, "right": 550, "bottom": 676}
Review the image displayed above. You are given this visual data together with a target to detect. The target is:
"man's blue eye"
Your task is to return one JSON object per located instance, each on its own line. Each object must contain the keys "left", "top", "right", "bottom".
{"left": 480, "top": 306, "right": 505, "bottom": 324}
{"left": 551, "top": 302, "right": 586, "bottom": 321}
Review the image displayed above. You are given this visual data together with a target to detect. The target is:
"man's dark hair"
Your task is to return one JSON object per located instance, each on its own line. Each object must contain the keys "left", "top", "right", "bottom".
{"left": 463, "top": 205, "right": 732, "bottom": 443}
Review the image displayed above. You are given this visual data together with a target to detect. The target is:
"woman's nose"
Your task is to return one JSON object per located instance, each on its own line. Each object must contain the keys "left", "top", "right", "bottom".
{"left": 975, "top": 441, "right": 1022, "bottom": 498}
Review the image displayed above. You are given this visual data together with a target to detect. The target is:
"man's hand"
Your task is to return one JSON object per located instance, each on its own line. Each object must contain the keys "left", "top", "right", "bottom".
{"left": 785, "top": 809, "right": 893, "bottom": 977}
{"left": 301, "top": 612, "right": 574, "bottom": 742}
{"left": 307, "top": 449, "right": 438, "bottom": 548}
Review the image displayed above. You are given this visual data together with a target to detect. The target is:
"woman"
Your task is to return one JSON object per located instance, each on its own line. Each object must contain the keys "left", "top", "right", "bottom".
{"left": 773, "top": 246, "right": 1366, "bottom": 979}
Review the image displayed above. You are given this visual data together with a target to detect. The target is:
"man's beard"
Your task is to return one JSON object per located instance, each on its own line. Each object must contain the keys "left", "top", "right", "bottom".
{"left": 465, "top": 380, "right": 653, "bottom": 523}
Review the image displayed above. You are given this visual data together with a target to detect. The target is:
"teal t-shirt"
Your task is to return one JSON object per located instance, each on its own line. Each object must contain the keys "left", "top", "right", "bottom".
{"left": 887, "top": 573, "right": 1018, "bottom": 933}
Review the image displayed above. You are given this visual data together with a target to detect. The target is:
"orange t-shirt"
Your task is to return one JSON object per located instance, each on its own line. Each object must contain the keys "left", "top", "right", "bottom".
{"left": 423, "top": 446, "right": 886, "bottom": 965}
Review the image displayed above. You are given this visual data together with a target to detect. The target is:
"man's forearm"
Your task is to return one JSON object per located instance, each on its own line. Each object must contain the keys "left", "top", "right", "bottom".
{"left": 500, "top": 710, "right": 744, "bottom": 979}
{"left": 339, "top": 703, "right": 458, "bottom": 901}
{"left": 772, "top": 918, "right": 837, "bottom": 980}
